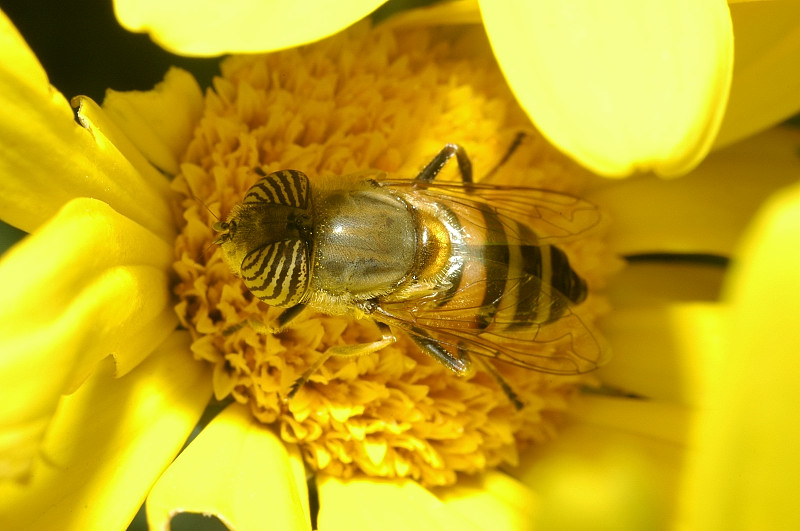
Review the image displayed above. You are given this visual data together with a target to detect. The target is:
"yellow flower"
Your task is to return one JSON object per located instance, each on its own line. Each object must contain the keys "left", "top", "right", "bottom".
{"left": 0, "top": 8, "right": 606, "bottom": 528}
{"left": 1, "top": 5, "right": 799, "bottom": 531}
{"left": 170, "top": 23, "right": 619, "bottom": 493}
{"left": 113, "top": 0, "right": 800, "bottom": 178}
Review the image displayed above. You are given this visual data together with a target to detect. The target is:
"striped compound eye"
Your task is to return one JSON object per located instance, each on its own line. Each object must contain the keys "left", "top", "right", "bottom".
{"left": 243, "top": 169, "right": 310, "bottom": 209}
{"left": 240, "top": 238, "right": 309, "bottom": 307}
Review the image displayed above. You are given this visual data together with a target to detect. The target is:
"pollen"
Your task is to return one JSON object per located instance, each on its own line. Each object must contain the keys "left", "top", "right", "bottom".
{"left": 172, "top": 22, "right": 616, "bottom": 487}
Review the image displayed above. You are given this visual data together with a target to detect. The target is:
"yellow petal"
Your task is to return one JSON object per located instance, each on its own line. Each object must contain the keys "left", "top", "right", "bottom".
{"left": 146, "top": 403, "right": 310, "bottom": 531}
{"left": 588, "top": 126, "right": 800, "bottom": 256}
{"left": 480, "top": 0, "right": 733, "bottom": 177}
{"left": 114, "top": 0, "right": 388, "bottom": 56}
{"left": 574, "top": 395, "right": 689, "bottom": 447}
{"left": 317, "top": 476, "right": 480, "bottom": 530}
{"left": 433, "top": 471, "right": 536, "bottom": 530}
{"left": 516, "top": 407, "right": 685, "bottom": 529}
{"left": 0, "top": 198, "right": 177, "bottom": 480}
{"left": 600, "top": 302, "right": 728, "bottom": 406}
{"left": 681, "top": 181, "right": 800, "bottom": 528}
{"left": 72, "top": 96, "right": 174, "bottom": 207}
{"left": 600, "top": 260, "right": 729, "bottom": 404}
{"left": 0, "top": 331, "right": 211, "bottom": 529}
{"left": 100, "top": 67, "right": 204, "bottom": 175}
{"left": 0, "top": 12, "right": 174, "bottom": 239}
{"left": 716, "top": 2, "right": 800, "bottom": 147}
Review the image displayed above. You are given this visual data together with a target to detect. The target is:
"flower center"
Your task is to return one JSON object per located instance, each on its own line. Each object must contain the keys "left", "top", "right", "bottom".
{"left": 171, "top": 22, "right": 611, "bottom": 487}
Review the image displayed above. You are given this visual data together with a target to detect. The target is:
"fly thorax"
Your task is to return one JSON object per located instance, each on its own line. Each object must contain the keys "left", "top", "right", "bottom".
{"left": 312, "top": 189, "right": 416, "bottom": 298}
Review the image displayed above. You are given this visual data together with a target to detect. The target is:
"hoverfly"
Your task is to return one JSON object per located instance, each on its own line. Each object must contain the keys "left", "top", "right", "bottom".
{"left": 214, "top": 141, "right": 605, "bottom": 407}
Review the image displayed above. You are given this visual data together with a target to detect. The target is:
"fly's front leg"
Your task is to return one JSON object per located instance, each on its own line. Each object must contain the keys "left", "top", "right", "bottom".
{"left": 223, "top": 304, "right": 307, "bottom": 336}
{"left": 416, "top": 143, "right": 474, "bottom": 184}
{"left": 286, "top": 322, "right": 396, "bottom": 400}
{"left": 417, "top": 133, "right": 528, "bottom": 185}
{"left": 482, "top": 132, "right": 526, "bottom": 181}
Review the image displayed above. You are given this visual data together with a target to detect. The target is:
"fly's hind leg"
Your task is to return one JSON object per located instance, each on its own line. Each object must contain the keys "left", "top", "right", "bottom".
{"left": 472, "top": 355, "right": 524, "bottom": 410}
{"left": 286, "top": 322, "right": 396, "bottom": 400}
{"left": 409, "top": 327, "right": 524, "bottom": 410}
{"left": 408, "top": 326, "right": 473, "bottom": 376}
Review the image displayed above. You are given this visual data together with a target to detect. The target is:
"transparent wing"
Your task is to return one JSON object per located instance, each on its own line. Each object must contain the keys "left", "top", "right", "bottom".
{"left": 376, "top": 278, "right": 606, "bottom": 375}
{"left": 378, "top": 179, "right": 601, "bottom": 243}
{"left": 371, "top": 179, "right": 606, "bottom": 374}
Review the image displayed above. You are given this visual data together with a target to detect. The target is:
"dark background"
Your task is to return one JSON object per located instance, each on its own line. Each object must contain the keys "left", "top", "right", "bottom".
{"left": 1, "top": 0, "right": 220, "bottom": 100}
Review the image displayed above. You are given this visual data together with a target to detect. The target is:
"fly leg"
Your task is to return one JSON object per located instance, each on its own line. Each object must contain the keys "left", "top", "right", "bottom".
{"left": 472, "top": 355, "right": 524, "bottom": 410}
{"left": 415, "top": 133, "right": 528, "bottom": 185}
{"left": 408, "top": 327, "right": 524, "bottom": 410}
{"left": 408, "top": 326, "right": 473, "bottom": 376}
{"left": 222, "top": 303, "right": 307, "bottom": 336}
{"left": 286, "top": 322, "right": 396, "bottom": 400}
{"left": 415, "top": 144, "right": 474, "bottom": 184}
{"left": 482, "top": 132, "right": 527, "bottom": 181}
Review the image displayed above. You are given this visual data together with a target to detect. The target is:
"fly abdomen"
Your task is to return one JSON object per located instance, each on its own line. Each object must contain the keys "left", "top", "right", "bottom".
{"left": 428, "top": 196, "right": 589, "bottom": 332}
{"left": 473, "top": 240, "right": 587, "bottom": 332}
{"left": 513, "top": 243, "right": 586, "bottom": 327}
{"left": 548, "top": 245, "right": 587, "bottom": 307}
